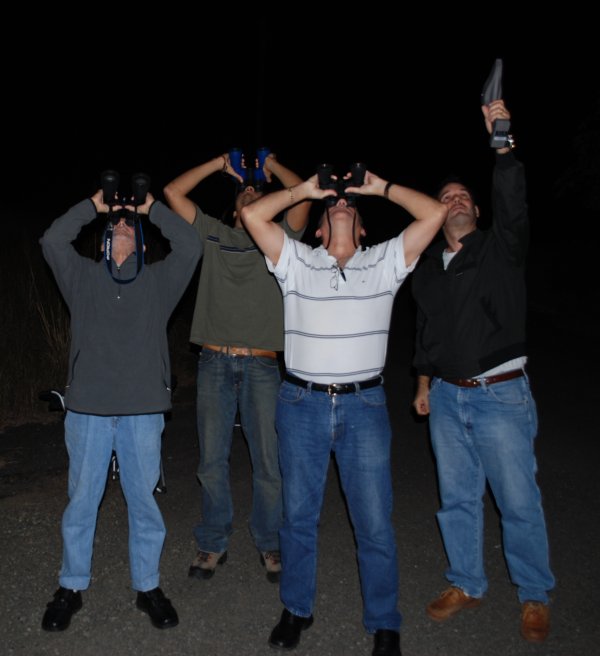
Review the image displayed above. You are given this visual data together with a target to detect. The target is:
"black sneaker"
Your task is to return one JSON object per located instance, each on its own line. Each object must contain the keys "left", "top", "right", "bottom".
{"left": 42, "top": 587, "right": 82, "bottom": 631}
{"left": 136, "top": 587, "right": 179, "bottom": 629}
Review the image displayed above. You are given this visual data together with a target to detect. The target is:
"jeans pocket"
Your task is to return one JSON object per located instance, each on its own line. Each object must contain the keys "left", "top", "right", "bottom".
{"left": 429, "top": 377, "right": 442, "bottom": 394}
{"left": 486, "top": 379, "right": 529, "bottom": 405}
{"left": 278, "top": 381, "right": 307, "bottom": 404}
{"left": 198, "top": 349, "right": 218, "bottom": 367}
{"left": 358, "top": 385, "right": 387, "bottom": 407}
{"left": 253, "top": 356, "right": 280, "bottom": 371}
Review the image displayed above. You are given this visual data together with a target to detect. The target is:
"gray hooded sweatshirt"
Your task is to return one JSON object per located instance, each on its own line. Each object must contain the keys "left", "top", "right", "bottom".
{"left": 40, "top": 199, "right": 202, "bottom": 416}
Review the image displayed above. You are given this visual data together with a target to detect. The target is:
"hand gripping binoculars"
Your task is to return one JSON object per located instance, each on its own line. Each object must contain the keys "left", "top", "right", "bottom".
{"left": 100, "top": 170, "right": 148, "bottom": 282}
{"left": 228, "top": 147, "right": 271, "bottom": 191}
{"left": 317, "top": 163, "right": 366, "bottom": 207}
{"left": 101, "top": 170, "right": 151, "bottom": 224}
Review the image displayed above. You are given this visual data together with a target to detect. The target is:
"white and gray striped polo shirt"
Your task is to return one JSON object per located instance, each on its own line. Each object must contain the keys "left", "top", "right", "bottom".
{"left": 267, "top": 232, "right": 417, "bottom": 384}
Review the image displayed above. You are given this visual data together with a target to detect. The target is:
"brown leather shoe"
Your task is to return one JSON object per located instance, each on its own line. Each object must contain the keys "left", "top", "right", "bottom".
{"left": 520, "top": 601, "right": 550, "bottom": 642}
{"left": 426, "top": 586, "right": 482, "bottom": 622}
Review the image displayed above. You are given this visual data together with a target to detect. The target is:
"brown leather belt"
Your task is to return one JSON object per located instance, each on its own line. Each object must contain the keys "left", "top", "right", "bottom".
{"left": 442, "top": 369, "right": 524, "bottom": 388}
{"left": 203, "top": 344, "right": 277, "bottom": 359}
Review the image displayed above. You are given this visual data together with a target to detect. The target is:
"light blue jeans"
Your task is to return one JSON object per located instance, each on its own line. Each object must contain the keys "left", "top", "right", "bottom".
{"left": 429, "top": 375, "right": 555, "bottom": 603}
{"left": 194, "top": 349, "right": 282, "bottom": 553}
{"left": 60, "top": 411, "right": 166, "bottom": 592}
{"left": 276, "top": 380, "right": 401, "bottom": 633}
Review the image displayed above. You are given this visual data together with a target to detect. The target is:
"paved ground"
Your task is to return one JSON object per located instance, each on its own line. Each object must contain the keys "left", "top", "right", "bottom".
{"left": 1, "top": 298, "right": 599, "bottom": 656}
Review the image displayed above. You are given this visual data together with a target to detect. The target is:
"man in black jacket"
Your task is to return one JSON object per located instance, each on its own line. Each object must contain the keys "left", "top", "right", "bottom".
{"left": 412, "top": 100, "right": 554, "bottom": 643}
{"left": 40, "top": 187, "right": 201, "bottom": 632}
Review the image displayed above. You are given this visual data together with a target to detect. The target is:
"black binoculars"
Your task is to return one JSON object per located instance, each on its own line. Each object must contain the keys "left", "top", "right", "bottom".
{"left": 317, "top": 163, "right": 366, "bottom": 207}
{"left": 101, "top": 170, "right": 151, "bottom": 224}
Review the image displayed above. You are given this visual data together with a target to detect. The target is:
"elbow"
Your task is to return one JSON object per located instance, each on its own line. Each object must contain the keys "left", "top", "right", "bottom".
{"left": 437, "top": 204, "right": 449, "bottom": 225}
{"left": 432, "top": 204, "right": 448, "bottom": 228}
{"left": 240, "top": 205, "right": 253, "bottom": 228}
{"left": 163, "top": 182, "right": 180, "bottom": 206}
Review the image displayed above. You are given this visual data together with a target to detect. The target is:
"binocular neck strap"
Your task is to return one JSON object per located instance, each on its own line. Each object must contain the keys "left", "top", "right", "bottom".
{"left": 103, "top": 219, "right": 145, "bottom": 284}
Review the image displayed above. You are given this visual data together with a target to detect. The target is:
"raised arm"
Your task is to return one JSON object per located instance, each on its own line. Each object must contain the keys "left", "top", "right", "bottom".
{"left": 39, "top": 191, "right": 109, "bottom": 305}
{"left": 262, "top": 154, "right": 311, "bottom": 232}
{"left": 483, "top": 100, "right": 529, "bottom": 265}
{"left": 145, "top": 200, "right": 202, "bottom": 314}
{"left": 241, "top": 175, "right": 335, "bottom": 265}
{"left": 163, "top": 154, "right": 243, "bottom": 223}
{"left": 346, "top": 172, "right": 448, "bottom": 266}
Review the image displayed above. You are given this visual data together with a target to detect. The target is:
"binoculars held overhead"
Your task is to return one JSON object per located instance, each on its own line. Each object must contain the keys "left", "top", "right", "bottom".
{"left": 228, "top": 147, "right": 271, "bottom": 191}
{"left": 101, "top": 171, "right": 151, "bottom": 224}
{"left": 317, "top": 163, "right": 366, "bottom": 207}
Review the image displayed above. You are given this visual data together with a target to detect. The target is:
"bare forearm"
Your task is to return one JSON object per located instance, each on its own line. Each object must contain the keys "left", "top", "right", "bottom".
{"left": 416, "top": 375, "right": 431, "bottom": 391}
{"left": 244, "top": 180, "right": 312, "bottom": 227}
{"left": 387, "top": 183, "right": 445, "bottom": 223}
{"left": 388, "top": 184, "right": 447, "bottom": 266}
{"left": 267, "top": 159, "right": 303, "bottom": 188}
{"left": 241, "top": 181, "right": 314, "bottom": 265}
{"left": 265, "top": 159, "right": 311, "bottom": 231}
{"left": 164, "top": 157, "right": 224, "bottom": 223}
{"left": 164, "top": 157, "right": 223, "bottom": 198}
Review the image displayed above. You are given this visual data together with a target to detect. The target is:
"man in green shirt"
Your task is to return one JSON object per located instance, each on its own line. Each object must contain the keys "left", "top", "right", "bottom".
{"left": 164, "top": 153, "right": 309, "bottom": 582}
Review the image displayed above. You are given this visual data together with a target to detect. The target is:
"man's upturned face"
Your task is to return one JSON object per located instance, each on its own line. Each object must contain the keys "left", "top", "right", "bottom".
{"left": 438, "top": 182, "right": 479, "bottom": 231}
{"left": 235, "top": 187, "right": 264, "bottom": 213}
{"left": 112, "top": 218, "right": 136, "bottom": 247}
{"left": 108, "top": 218, "right": 137, "bottom": 261}
{"left": 316, "top": 198, "right": 365, "bottom": 246}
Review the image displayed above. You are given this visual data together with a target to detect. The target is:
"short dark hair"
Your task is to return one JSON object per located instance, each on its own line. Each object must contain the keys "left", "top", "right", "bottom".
{"left": 435, "top": 175, "right": 478, "bottom": 205}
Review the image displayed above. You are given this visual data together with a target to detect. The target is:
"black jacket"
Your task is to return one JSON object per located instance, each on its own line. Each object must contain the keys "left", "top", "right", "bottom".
{"left": 412, "top": 152, "right": 529, "bottom": 379}
{"left": 41, "top": 199, "right": 202, "bottom": 415}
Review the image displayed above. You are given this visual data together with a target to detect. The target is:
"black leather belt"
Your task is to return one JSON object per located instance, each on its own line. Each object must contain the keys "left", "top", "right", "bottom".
{"left": 284, "top": 372, "right": 382, "bottom": 395}
{"left": 442, "top": 369, "right": 524, "bottom": 388}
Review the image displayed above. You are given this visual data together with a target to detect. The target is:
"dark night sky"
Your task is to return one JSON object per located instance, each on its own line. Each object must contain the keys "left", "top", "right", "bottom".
{"left": 4, "top": 13, "right": 598, "bottom": 247}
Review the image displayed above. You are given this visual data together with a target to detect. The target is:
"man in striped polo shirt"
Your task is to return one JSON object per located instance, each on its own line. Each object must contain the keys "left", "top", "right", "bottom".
{"left": 242, "top": 171, "right": 447, "bottom": 656}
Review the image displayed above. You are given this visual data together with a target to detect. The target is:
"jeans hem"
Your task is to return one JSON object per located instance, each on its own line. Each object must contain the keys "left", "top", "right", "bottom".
{"left": 59, "top": 577, "right": 90, "bottom": 591}
{"left": 284, "top": 605, "right": 313, "bottom": 619}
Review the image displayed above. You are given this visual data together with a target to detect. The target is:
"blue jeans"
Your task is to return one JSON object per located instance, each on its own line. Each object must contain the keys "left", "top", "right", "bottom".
{"left": 276, "top": 381, "right": 401, "bottom": 633}
{"left": 429, "top": 375, "right": 555, "bottom": 603}
{"left": 60, "top": 411, "right": 166, "bottom": 592}
{"left": 194, "top": 350, "right": 282, "bottom": 552}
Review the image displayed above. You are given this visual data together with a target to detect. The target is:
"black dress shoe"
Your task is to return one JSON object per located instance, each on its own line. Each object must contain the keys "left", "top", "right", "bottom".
{"left": 42, "top": 587, "right": 82, "bottom": 631}
{"left": 269, "top": 608, "right": 313, "bottom": 650}
{"left": 136, "top": 587, "right": 179, "bottom": 629}
{"left": 372, "top": 629, "right": 402, "bottom": 656}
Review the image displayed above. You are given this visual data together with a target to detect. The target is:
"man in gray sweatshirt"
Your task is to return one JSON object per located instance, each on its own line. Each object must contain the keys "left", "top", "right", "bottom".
{"left": 39, "top": 186, "right": 201, "bottom": 632}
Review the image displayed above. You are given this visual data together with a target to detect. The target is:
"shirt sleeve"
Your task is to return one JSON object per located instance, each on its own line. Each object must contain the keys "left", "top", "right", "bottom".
{"left": 492, "top": 151, "right": 529, "bottom": 266}
{"left": 391, "top": 231, "right": 419, "bottom": 287}
{"left": 265, "top": 232, "right": 292, "bottom": 290}
{"left": 192, "top": 205, "right": 221, "bottom": 241}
